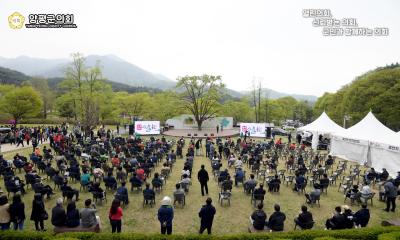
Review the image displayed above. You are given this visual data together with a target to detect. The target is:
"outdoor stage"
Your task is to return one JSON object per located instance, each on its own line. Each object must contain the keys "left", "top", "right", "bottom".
{"left": 162, "top": 128, "right": 239, "bottom": 138}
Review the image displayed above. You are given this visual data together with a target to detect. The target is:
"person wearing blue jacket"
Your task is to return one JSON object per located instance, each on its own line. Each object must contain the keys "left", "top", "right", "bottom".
{"left": 158, "top": 196, "right": 174, "bottom": 235}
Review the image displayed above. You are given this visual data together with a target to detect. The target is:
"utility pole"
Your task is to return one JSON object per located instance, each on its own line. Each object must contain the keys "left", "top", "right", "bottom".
{"left": 343, "top": 114, "right": 351, "bottom": 128}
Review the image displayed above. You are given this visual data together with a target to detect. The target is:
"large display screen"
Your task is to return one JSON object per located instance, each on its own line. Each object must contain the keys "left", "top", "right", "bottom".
{"left": 240, "top": 123, "right": 266, "bottom": 137}
{"left": 134, "top": 121, "right": 160, "bottom": 135}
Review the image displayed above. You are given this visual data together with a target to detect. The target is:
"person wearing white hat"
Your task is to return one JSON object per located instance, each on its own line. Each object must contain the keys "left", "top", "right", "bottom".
{"left": 158, "top": 196, "right": 174, "bottom": 235}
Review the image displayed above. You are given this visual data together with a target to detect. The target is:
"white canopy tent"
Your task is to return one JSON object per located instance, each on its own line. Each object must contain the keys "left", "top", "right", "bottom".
{"left": 330, "top": 112, "right": 400, "bottom": 176}
{"left": 298, "top": 111, "right": 344, "bottom": 149}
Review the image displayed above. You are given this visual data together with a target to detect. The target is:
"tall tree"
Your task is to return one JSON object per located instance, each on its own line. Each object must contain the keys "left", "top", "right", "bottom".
{"left": 177, "top": 75, "right": 224, "bottom": 130}
{"left": 30, "top": 77, "right": 54, "bottom": 119}
{"left": 0, "top": 86, "right": 42, "bottom": 125}
{"left": 150, "top": 91, "right": 185, "bottom": 123}
{"left": 54, "top": 93, "right": 76, "bottom": 120}
{"left": 59, "top": 53, "right": 109, "bottom": 134}
{"left": 251, "top": 79, "right": 262, "bottom": 122}
{"left": 218, "top": 97, "right": 252, "bottom": 124}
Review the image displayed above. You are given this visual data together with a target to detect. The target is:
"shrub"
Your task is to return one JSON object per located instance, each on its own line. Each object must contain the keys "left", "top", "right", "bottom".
{"left": 0, "top": 227, "right": 400, "bottom": 240}
{"left": 18, "top": 118, "right": 73, "bottom": 125}
{"left": 378, "top": 232, "right": 400, "bottom": 240}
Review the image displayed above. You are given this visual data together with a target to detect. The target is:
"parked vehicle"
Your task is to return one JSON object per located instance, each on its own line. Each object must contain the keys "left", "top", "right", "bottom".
{"left": 272, "top": 127, "right": 288, "bottom": 136}
{"left": 0, "top": 127, "right": 12, "bottom": 143}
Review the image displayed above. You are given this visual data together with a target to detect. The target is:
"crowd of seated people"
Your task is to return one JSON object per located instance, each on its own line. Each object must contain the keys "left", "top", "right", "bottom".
{"left": 51, "top": 197, "right": 99, "bottom": 230}
{"left": 0, "top": 123, "right": 396, "bottom": 235}
{"left": 325, "top": 205, "right": 370, "bottom": 230}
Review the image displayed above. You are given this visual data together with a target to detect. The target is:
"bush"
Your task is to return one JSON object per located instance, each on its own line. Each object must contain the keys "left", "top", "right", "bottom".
{"left": 18, "top": 118, "right": 72, "bottom": 125}
{"left": 0, "top": 230, "right": 46, "bottom": 240}
{"left": 100, "top": 119, "right": 120, "bottom": 126}
{"left": 378, "top": 232, "right": 400, "bottom": 240}
{"left": 0, "top": 227, "right": 400, "bottom": 240}
{"left": 314, "top": 237, "right": 345, "bottom": 240}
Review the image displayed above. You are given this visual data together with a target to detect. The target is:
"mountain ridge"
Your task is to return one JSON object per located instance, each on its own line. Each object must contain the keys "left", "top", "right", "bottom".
{"left": 0, "top": 55, "right": 176, "bottom": 90}
{"left": 0, "top": 55, "right": 318, "bottom": 101}
{"left": 240, "top": 88, "right": 317, "bottom": 102}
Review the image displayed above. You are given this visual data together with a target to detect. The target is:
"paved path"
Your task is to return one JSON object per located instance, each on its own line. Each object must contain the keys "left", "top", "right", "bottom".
{"left": 163, "top": 128, "right": 239, "bottom": 138}
{"left": 0, "top": 140, "right": 49, "bottom": 153}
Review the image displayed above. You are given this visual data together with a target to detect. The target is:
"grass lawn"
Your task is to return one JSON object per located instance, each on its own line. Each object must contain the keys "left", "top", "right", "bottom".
{"left": 1, "top": 136, "right": 399, "bottom": 234}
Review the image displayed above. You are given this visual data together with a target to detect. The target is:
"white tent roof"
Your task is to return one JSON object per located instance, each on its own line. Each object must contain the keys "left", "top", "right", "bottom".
{"left": 298, "top": 111, "right": 344, "bottom": 134}
{"left": 333, "top": 112, "right": 398, "bottom": 145}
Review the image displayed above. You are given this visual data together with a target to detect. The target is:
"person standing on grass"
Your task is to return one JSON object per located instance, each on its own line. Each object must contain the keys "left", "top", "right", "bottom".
{"left": 384, "top": 179, "right": 397, "bottom": 212}
{"left": 195, "top": 139, "right": 200, "bottom": 156}
{"left": 109, "top": 199, "right": 123, "bottom": 233}
{"left": 199, "top": 197, "right": 216, "bottom": 234}
{"left": 16, "top": 130, "right": 24, "bottom": 147}
{"left": 158, "top": 196, "right": 174, "bottom": 235}
{"left": 9, "top": 194, "right": 25, "bottom": 230}
{"left": 0, "top": 195, "right": 10, "bottom": 230}
{"left": 30, "top": 193, "right": 46, "bottom": 231}
{"left": 197, "top": 165, "right": 209, "bottom": 196}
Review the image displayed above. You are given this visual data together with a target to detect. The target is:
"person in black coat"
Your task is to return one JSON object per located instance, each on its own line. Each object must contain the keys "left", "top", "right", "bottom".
{"left": 267, "top": 204, "right": 286, "bottom": 231}
{"left": 9, "top": 194, "right": 25, "bottom": 230}
{"left": 251, "top": 203, "right": 267, "bottom": 230}
{"left": 325, "top": 206, "right": 346, "bottom": 230}
{"left": 342, "top": 206, "right": 354, "bottom": 229}
{"left": 30, "top": 193, "right": 46, "bottom": 231}
{"left": 354, "top": 204, "right": 370, "bottom": 227}
{"left": 51, "top": 198, "right": 66, "bottom": 227}
{"left": 198, "top": 197, "right": 216, "bottom": 234}
{"left": 61, "top": 180, "right": 79, "bottom": 201}
{"left": 294, "top": 205, "right": 314, "bottom": 229}
{"left": 197, "top": 165, "right": 209, "bottom": 196}
{"left": 65, "top": 201, "right": 80, "bottom": 228}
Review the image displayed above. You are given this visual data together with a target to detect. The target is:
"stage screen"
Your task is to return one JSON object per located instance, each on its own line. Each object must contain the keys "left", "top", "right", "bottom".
{"left": 240, "top": 123, "right": 266, "bottom": 137}
{"left": 134, "top": 121, "right": 160, "bottom": 135}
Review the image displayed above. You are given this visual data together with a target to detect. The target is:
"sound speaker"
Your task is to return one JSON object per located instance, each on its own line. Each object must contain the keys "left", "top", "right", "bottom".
{"left": 266, "top": 127, "right": 272, "bottom": 138}
{"left": 129, "top": 124, "right": 134, "bottom": 135}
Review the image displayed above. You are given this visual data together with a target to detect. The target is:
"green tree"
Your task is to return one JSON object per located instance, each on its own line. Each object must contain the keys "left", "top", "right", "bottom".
{"left": 177, "top": 75, "right": 225, "bottom": 130}
{"left": 30, "top": 77, "right": 55, "bottom": 119}
{"left": 0, "top": 86, "right": 42, "bottom": 125}
{"left": 219, "top": 97, "right": 252, "bottom": 124}
{"left": 313, "top": 65, "right": 400, "bottom": 130}
{"left": 150, "top": 91, "right": 185, "bottom": 123}
{"left": 54, "top": 93, "right": 76, "bottom": 120}
{"left": 114, "top": 92, "right": 152, "bottom": 120}
{"left": 59, "top": 53, "right": 110, "bottom": 134}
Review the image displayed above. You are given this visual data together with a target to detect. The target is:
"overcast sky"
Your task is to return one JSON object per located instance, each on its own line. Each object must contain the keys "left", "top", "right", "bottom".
{"left": 0, "top": 0, "right": 399, "bottom": 96}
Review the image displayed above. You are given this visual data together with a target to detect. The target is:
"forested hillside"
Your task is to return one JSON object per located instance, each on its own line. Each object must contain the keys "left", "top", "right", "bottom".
{"left": 314, "top": 63, "right": 400, "bottom": 131}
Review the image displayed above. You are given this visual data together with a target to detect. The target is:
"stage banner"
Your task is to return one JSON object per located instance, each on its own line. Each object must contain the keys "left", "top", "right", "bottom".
{"left": 240, "top": 123, "right": 266, "bottom": 137}
{"left": 134, "top": 121, "right": 160, "bottom": 135}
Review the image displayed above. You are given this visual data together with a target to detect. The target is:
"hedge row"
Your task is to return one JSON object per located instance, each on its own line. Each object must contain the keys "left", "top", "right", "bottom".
{"left": 378, "top": 231, "right": 400, "bottom": 240}
{"left": 0, "top": 227, "right": 400, "bottom": 240}
{"left": 14, "top": 118, "right": 119, "bottom": 125}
